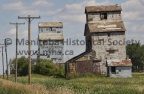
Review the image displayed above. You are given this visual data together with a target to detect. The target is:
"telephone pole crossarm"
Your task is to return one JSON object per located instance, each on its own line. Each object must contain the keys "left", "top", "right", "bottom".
{"left": 10, "top": 22, "right": 25, "bottom": 25}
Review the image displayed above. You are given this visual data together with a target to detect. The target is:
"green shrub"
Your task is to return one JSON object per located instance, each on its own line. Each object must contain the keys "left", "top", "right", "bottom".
{"left": 11, "top": 56, "right": 34, "bottom": 76}
{"left": 66, "top": 72, "right": 78, "bottom": 80}
{"left": 79, "top": 73, "right": 96, "bottom": 78}
{"left": 54, "top": 64, "right": 65, "bottom": 78}
{"left": 33, "top": 59, "right": 65, "bottom": 78}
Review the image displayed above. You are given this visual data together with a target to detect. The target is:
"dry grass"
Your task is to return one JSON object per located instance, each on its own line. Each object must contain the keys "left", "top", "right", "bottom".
{"left": 1, "top": 73, "right": 144, "bottom": 94}
{"left": 0, "top": 79, "right": 74, "bottom": 94}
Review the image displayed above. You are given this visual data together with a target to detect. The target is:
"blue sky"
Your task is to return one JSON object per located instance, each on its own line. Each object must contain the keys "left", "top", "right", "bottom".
{"left": 0, "top": 0, "right": 144, "bottom": 75}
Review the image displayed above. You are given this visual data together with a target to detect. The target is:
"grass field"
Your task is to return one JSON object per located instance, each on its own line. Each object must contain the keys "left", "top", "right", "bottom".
{"left": 0, "top": 73, "right": 144, "bottom": 94}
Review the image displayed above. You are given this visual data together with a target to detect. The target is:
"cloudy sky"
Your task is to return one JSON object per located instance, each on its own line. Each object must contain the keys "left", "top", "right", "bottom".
{"left": 0, "top": 0, "right": 144, "bottom": 74}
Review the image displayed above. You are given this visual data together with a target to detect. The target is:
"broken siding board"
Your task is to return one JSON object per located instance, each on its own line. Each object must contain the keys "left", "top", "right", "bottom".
{"left": 87, "top": 21, "right": 126, "bottom": 33}
{"left": 39, "top": 34, "right": 64, "bottom": 40}
{"left": 39, "top": 22, "right": 63, "bottom": 27}
{"left": 85, "top": 5, "right": 122, "bottom": 13}
{"left": 87, "top": 12, "right": 122, "bottom": 23}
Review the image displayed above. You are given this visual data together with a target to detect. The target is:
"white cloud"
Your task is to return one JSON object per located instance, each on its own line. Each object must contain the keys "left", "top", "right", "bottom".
{"left": 18, "top": 9, "right": 41, "bottom": 16}
{"left": 120, "top": 0, "right": 144, "bottom": 44}
{"left": 59, "top": 14, "right": 85, "bottom": 23}
{"left": 33, "top": 0, "right": 53, "bottom": 7}
{"left": 2, "top": 0, "right": 144, "bottom": 43}
{"left": 54, "top": 0, "right": 112, "bottom": 24}
{"left": 9, "top": 28, "right": 16, "bottom": 35}
{"left": 7, "top": 28, "right": 28, "bottom": 38}
{"left": 2, "top": 0, "right": 53, "bottom": 16}
{"left": 122, "top": 0, "right": 144, "bottom": 21}
{"left": 21, "top": 30, "right": 28, "bottom": 37}
{"left": 2, "top": 1, "right": 25, "bottom": 10}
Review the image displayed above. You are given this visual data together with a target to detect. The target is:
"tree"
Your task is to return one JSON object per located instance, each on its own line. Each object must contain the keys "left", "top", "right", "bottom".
{"left": 34, "top": 59, "right": 56, "bottom": 76}
{"left": 11, "top": 58, "right": 65, "bottom": 77}
{"left": 33, "top": 59, "right": 64, "bottom": 77}
{"left": 126, "top": 43, "right": 144, "bottom": 72}
{"left": 11, "top": 56, "right": 34, "bottom": 76}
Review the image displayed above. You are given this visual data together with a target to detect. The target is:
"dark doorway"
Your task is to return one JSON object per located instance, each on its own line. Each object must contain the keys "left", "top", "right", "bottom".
{"left": 111, "top": 67, "right": 116, "bottom": 74}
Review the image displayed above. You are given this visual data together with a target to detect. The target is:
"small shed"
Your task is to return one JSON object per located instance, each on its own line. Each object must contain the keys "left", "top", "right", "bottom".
{"left": 106, "top": 59, "right": 132, "bottom": 78}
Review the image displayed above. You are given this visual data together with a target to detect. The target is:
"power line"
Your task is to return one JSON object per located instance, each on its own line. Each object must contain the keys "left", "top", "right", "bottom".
{"left": 42, "top": 0, "right": 78, "bottom": 17}
{"left": 21, "top": 0, "right": 45, "bottom": 16}
{"left": 18, "top": 0, "right": 78, "bottom": 17}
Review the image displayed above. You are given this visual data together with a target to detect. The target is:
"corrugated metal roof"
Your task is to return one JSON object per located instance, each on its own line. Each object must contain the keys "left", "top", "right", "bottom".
{"left": 107, "top": 59, "right": 132, "bottom": 66}
{"left": 86, "top": 21, "right": 126, "bottom": 33}
{"left": 39, "top": 34, "right": 64, "bottom": 40}
{"left": 85, "top": 5, "right": 122, "bottom": 13}
{"left": 38, "top": 22, "right": 63, "bottom": 27}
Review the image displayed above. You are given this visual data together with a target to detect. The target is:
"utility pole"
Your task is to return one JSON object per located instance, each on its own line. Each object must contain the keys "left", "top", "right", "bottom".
{"left": 5, "top": 39, "right": 9, "bottom": 80}
{"left": 0, "top": 46, "right": 5, "bottom": 79}
{"left": 18, "top": 15, "right": 40, "bottom": 84}
{"left": 10, "top": 22, "right": 25, "bottom": 83}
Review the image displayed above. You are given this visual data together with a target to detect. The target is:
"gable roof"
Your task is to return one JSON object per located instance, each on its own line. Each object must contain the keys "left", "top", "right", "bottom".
{"left": 85, "top": 5, "right": 122, "bottom": 13}
{"left": 85, "top": 21, "right": 126, "bottom": 33}
{"left": 38, "top": 22, "right": 63, "bottom": 27}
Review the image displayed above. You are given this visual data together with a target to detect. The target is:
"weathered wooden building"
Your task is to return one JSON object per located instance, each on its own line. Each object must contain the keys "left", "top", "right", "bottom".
{"left": 65, "top": 5, "right": 132, "bottom": 77}
{"left": 38, "top": 22, "right": 64, "bottom": 63}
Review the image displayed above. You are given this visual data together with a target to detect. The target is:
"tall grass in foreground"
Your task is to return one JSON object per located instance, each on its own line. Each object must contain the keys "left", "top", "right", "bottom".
{"left": 1, "top": 73, "right": 144, "bottom": 94}
{"left": 0, "top": 78, "right": 74, "bottom": 94}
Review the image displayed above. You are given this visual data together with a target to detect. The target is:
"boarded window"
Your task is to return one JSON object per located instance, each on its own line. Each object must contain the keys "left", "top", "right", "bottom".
{"left": 40, "top": 28, "right": 43, "bottom": 32}
{"left": 52, "top": 28, "right": 56, "bottom": 32}
{"left": 119, "top": 69, "right": 121, "bottom": 72}
{"left": 40, "top": 41, "right": 43, "bottom": 45}
{"left": 107, "top": 49, "right": 118, "bottom": 54}
{"left": 108, "top": 32, "right": 110, "bottom": 37}
{"left": 100, "top": 13, "right": 107, "bottom": 20}
{"left": 46, "top": 28, "right": 50, "bottom": 31}
{"left": 111, "top": 67, "right": 116, "bottom": 73}
{"left": 43, "top": 40, "right": 47, "bottom": 45}
{"left": 57, "top": 31, "right": 61, "bottom": 33}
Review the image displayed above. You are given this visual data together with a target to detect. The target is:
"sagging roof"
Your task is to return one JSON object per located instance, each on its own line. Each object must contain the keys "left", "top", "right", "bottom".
{"left": 39, "top": 34, "right": 64, "bottom": 40}
{"left": 85, "top": 21, "right": 126, "bottom": 33}
{"left": 85, "top": 5, "right": 122, "bottom": 13}
{"left": 38, "top": 22, "right": 63, "bottom": 27}
{"left": 107, "top": 59, "right": 132, "bottom": 67}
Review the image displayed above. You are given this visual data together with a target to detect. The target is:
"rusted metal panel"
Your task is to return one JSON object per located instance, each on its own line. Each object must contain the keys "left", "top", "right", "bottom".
{"left": 39, "top": 34, "right": 64, "bottom": 40}
{"left": 69, "top": 60, "right": 101, "bottom": 74}
{"left": 39, "top": 22, "right": 63, "bottom": 27}
{"left": 93, "top": 62, "right": 101, "bottom": 74}
{"left": 85, "top": 5, "right": 122, "bottom": 13}
{"left": 75, "top": 60, "right": 93, "bottom": 74}
{"left": 107, "top": 59, "right": 132, "bottom": 66}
